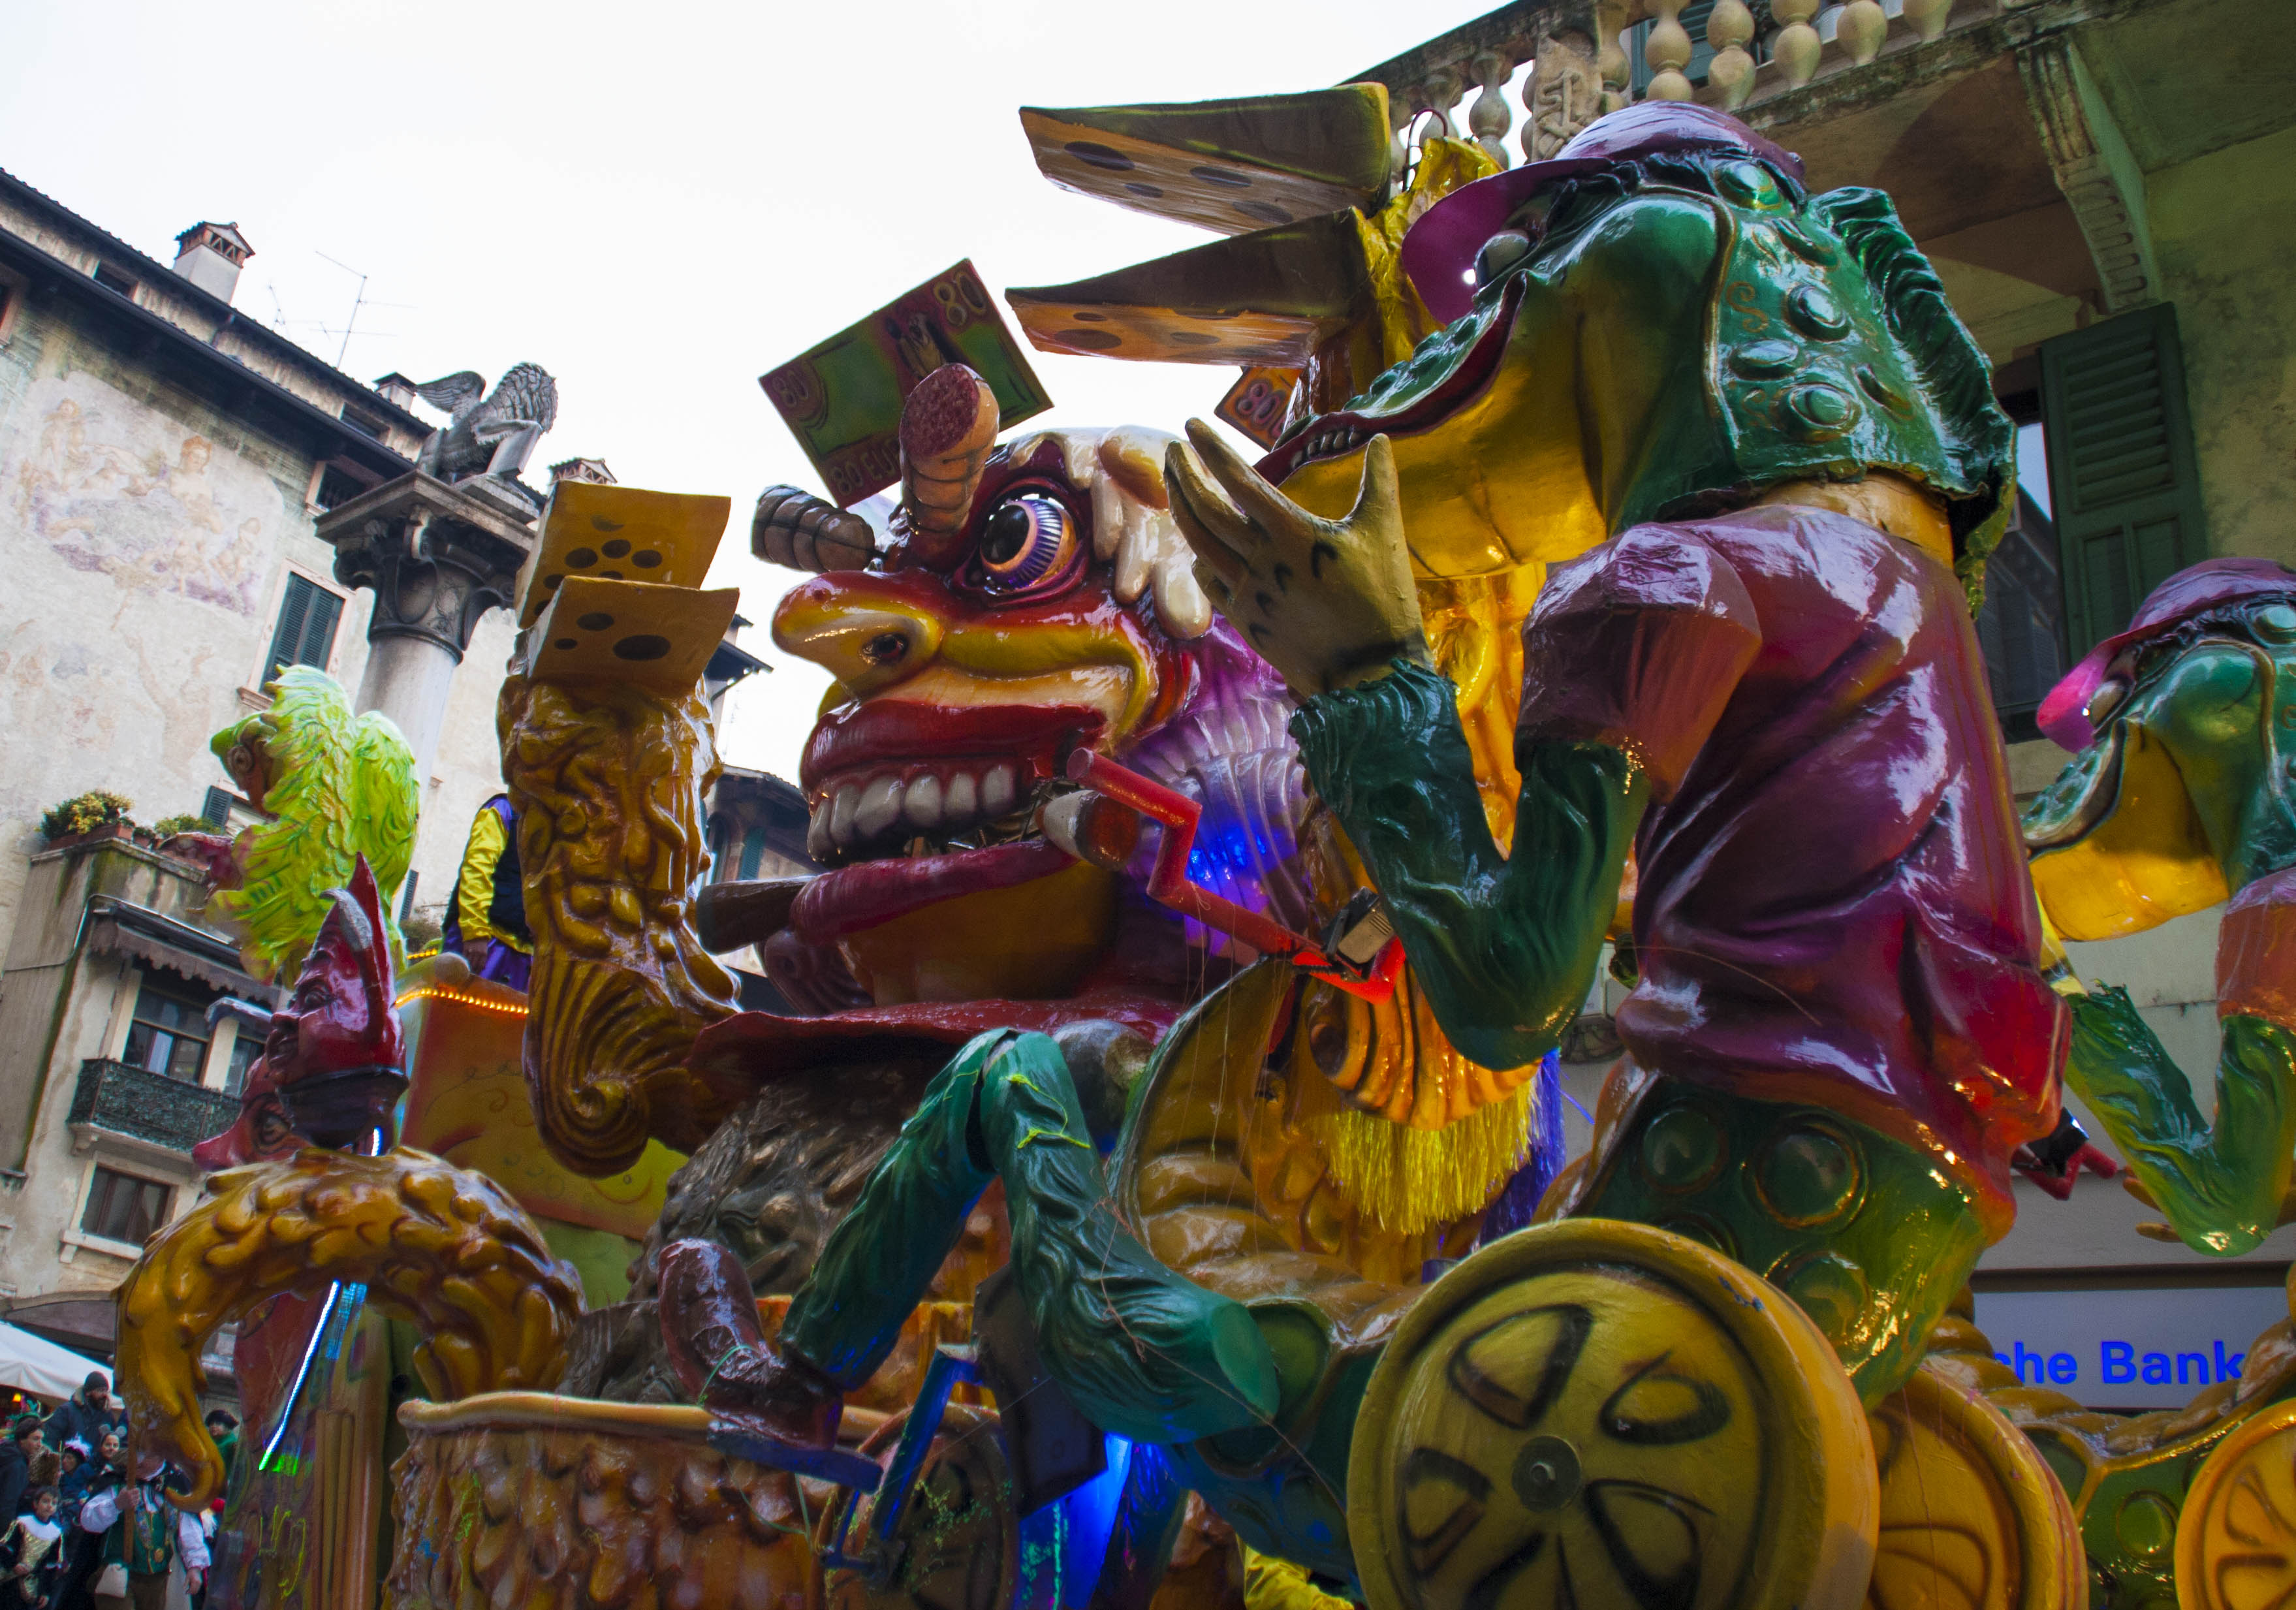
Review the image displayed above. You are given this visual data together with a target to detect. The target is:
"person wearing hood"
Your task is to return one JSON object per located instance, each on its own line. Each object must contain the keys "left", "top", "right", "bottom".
{"left": 0, "top": 1420, "right": 42, "bottom": 1530}
{"left": 39, "top": 1384, "right": 119, "bottom": 1466}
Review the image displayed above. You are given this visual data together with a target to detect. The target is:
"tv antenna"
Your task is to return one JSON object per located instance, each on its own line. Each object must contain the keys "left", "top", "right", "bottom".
{"left": 313, "top": 251, "right": 411, "bottom": 369}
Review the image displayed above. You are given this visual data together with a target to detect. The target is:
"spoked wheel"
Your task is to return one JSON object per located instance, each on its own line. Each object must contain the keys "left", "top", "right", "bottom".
{"left": 2175, "top": 1398, "right": 2296, "bottom": 1610}
{"left": 1347, "top": 1218, "right": 1879, "bottom": 1610}
{"left": 1864, "top": 1361, "right": 2084, "bottom": 1610}
{"left": 812, "top": 1404, "right": 1020, "bottom": 1610}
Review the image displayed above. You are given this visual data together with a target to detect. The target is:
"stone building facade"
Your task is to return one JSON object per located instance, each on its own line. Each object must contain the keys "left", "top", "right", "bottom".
{"left": 0, "top": 170, "right": 522, "bottom": 1335}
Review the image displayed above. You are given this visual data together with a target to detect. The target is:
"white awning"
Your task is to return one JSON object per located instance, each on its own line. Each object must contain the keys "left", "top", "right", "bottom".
{"left": 0, "top": 1320, "right": 107, "bottom": 1404}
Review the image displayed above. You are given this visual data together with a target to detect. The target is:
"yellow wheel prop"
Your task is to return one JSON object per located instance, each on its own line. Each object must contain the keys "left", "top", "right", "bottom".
{"left": 1347, "top": 1218, "right": 1878, "bottom": 1610}
{"left": 1864, "top": 1361, "right": 2086, "bottom": 1610}
{"left": 2175, "top": 1398, "right": 2296, "bottom": 1610}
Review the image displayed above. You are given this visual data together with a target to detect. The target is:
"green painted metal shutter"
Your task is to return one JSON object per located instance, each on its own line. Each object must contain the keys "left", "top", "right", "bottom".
{"left": 2039, "top": 304, "right": 2207, "bottom": 656}
{"left": 263, "top": 573, "right": 343, "bottom": 683}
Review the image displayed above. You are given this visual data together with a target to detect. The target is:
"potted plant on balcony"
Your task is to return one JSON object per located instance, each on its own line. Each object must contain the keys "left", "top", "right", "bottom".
{"left": 148, "top": 813, "right": 211, "bottom": 856}
{"left": 39, "top": 790, "right": 136, "bottom": 849}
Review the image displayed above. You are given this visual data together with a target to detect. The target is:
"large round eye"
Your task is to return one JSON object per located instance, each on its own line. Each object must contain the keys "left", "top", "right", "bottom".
{"left": 2086, "top": 676, "right": 2131, "bottom": 728}
{"left": 1475, "top": 230, "right": 1532, "bottom": 288}
{"left": 971, "top": 493, "right": 1079, "bottom": 597}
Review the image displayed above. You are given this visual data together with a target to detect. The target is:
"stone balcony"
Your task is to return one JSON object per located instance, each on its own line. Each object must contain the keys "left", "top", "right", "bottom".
{"left": 68, "top": 1058, "right": 238, "bottom": 1161}
{"left": 1353, "top": 0, "right": 2033, "bottom": 166}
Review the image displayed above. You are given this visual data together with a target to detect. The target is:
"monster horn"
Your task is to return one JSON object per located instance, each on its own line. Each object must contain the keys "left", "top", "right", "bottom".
{"left": 898, "top": 363, "right": 1001, "bottom": 571}
{"left": 339, "top": 855, "right": 402, "bottom": 1072}
{"left": 753, "top": 486, "right": 878, "bottom": 573}
{"left": 347, "top": 854, "right": 395, "bottom": 997}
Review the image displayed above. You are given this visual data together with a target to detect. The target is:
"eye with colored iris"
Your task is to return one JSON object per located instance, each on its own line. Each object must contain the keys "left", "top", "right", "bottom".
{"left": 971, "top": 492, "right": 1079, "bottom": 598}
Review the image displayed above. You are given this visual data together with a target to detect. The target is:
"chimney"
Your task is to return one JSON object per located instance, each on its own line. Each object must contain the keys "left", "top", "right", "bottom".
{"left": 172, "top": 222, "right": 253, "bottom": 304}
{"left": 373, "top": 372, "right": 420, "bottom": 411}
{"left": 548, "top": 457, "right": 616, "bottom": 486}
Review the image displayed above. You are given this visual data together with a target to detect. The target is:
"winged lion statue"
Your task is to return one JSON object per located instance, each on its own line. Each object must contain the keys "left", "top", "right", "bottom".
{"left": 412, "top": 362, "right": 559, "bottom": 488}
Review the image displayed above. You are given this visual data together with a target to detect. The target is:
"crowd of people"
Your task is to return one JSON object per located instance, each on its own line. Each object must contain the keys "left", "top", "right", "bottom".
{"left": 0, "top": 1374, "right": 233, "bottom": 1610}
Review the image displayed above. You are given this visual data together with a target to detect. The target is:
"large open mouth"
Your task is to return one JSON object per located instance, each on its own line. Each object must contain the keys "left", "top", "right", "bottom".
{"left": 1253, "top": 274, "right": 1523, "bottom": 485}
{"left": 2021, "top": 722, "right": 2123, "bottom": 853}
{"left": 791, "top": 701, "right": 1107, "bottom": 939}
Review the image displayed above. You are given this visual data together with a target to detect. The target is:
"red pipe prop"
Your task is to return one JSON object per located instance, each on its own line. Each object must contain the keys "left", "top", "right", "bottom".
{"left": 1063, "top": 751, "right": 1402, "bottom": 1002}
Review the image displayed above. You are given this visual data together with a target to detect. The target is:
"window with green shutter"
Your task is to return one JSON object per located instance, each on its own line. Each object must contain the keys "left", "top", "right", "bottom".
{"left": 263, "top": 572, "right": 344, "bottom": 684}
{"left": 2039, "top": 304, "right": 2208, "bottom": 657}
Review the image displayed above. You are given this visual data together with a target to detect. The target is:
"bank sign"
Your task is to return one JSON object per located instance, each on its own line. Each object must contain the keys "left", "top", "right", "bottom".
{"left": 1972, "top": 1286, "right": 2291, "bottom": 1409}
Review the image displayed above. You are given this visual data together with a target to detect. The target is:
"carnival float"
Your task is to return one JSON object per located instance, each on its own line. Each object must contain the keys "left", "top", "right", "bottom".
{"left": 93, "top": 68, "right": 2296, "bottom": 1610}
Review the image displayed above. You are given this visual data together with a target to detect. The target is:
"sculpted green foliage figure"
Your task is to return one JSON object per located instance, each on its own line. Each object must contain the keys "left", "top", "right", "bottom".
{"left": 172, "top": 667, "right": 420, "bottom": 981}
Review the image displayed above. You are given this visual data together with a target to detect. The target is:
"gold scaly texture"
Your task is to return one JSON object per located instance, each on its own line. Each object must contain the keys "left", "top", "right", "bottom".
{"left": 116, "top": 1146, "right": 581, "bottom": 1512}
{"left": 499, "top": 671, "right": 740, "bottom": 1177}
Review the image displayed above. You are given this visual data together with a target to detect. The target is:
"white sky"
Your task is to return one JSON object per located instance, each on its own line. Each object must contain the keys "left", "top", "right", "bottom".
{"left": 3, "top": 0, "right": 1502, "bottom": 778}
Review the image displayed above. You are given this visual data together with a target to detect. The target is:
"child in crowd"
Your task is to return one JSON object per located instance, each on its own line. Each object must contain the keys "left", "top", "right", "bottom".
{"left": 2, "top": 1489, "right": 65, "bottom": 1610}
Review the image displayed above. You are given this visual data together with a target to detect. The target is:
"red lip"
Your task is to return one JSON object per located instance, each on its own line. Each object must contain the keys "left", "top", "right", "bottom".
{"left": 791, "top": 839, "right": 1079, "bottom": 941}
{"left": 800, "top": 701, "right": 1107, "bottom": 793}
{"left": 1253, "top": 272, "right": 1523, "bottom": 485}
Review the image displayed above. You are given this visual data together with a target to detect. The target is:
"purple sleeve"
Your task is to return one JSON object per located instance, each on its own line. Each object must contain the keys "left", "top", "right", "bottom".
{"left": 1517, "top": 526, "right": 1762, "bottom": 799}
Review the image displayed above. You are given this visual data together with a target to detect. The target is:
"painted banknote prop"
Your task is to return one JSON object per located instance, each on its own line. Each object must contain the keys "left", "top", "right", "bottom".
{"left": 761, "top": 260, "right": 1052, "bottom": 505}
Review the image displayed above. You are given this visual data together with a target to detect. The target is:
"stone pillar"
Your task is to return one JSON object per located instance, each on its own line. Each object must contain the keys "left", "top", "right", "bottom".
{"left": 313, "top": 473, "right": 538, "bottom": 778}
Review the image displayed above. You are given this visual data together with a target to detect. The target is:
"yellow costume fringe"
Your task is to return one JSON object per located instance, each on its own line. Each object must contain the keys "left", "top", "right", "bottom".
{"left": 1310, "top": 1080, "right": 1535, "bottom": 1239}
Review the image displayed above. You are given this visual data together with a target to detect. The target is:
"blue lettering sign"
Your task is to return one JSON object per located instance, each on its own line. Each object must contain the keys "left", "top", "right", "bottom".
{"left": 2103, "top": 1341, "right": 2134, "bottom": 1384}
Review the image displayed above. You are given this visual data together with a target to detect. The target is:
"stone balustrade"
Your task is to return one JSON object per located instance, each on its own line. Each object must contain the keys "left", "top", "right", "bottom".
{"left": 1352, "top": 0, "right": 1987, "bottom": 168}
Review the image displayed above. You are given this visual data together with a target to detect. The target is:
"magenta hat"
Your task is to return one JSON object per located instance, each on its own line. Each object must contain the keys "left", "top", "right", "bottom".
{"left": 2036, "top": 558, "right": 2296, "bottom": 751}
{"left": 1401, "top": 102, "right": 1804, "bottom": 323}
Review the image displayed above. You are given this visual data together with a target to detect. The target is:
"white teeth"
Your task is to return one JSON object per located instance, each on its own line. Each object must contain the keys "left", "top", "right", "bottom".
{"left": 1041, "top": 793, "right": 1087, "bottom": 859}
{"left": 855, "top": 774, "right": 904, "bottom": 840}
{"left": 817, "top": 762, "right": 1041, "bottom": 856}
{"left": 981, "top": 764, "right": 1017, "bottom": 817}
{"left": 904, "top": 773, "right": 943, "bottom": 830}
{"left": 945, "top": 772, "right": 977, "bottom": 819}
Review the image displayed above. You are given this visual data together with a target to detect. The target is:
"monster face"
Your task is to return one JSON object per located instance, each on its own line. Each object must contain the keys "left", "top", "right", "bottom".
{"left": 191, "top": 857, "right": 403, "bottom": 1168}
{"left": 2027, "top": 598, "right": 2296, "bottom": 938}
{"left": 261, "top": 858, "right": 406, "bottom": 1148}
{"left": 772, "top": 427, "right": 1263, "bottom": 1007}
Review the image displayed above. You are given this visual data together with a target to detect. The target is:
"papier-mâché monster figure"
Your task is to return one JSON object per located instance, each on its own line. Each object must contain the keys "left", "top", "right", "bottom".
{"left": 165, "top": 665, "right": 420, "bottom": 982}
{"left": 657, "top": 104, "right": 2091, "bottom": 1610}
{"left": 2024, "top": 558, "right": 2296, "bottom": 1254}
{"left": 684, "top": 360, "right": 1555, "bottom": 1239}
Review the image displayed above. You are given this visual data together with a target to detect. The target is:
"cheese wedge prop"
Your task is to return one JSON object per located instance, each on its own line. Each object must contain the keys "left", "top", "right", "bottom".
{"left": 522, "top": 482, "right": 732, "bottom": 627}
{"left": 524, "top": 576, "right": 739, "bottom": 695}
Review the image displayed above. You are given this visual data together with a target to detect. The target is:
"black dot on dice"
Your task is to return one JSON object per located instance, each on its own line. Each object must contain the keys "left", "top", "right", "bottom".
{"left": 576, "top": 612, "right": 614, "bottom": 631}
{"left": 602, "top": 539, "right": 631, "bottom": 558}
{"left": 567, "top": 547, "right": 597, "bottom": 567}
{"left": 612, "top": 635, "right": 672, "bottom": 662}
